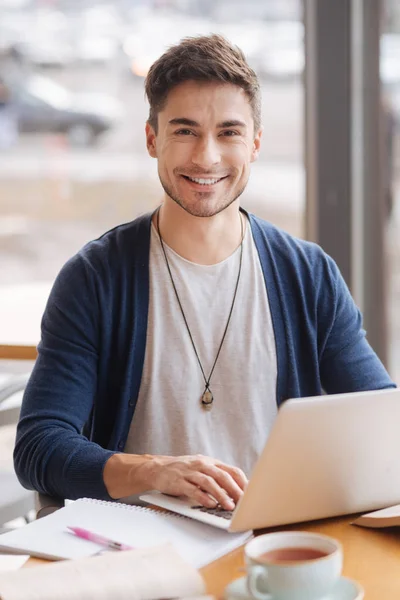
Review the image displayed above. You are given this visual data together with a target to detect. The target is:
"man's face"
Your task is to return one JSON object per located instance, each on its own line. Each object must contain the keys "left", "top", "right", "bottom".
{"left": 146, "top": 81, "right": 262, "bottom": 218}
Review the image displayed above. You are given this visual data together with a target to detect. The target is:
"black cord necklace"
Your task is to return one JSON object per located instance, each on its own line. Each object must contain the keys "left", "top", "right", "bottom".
{"left": 156, "top": 207, "right": 244, "bottom": 410}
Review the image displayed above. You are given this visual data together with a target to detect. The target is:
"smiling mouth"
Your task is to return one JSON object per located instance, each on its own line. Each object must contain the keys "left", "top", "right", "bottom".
{"left": 182, "top": 175, "right": 228, "bottom": 186}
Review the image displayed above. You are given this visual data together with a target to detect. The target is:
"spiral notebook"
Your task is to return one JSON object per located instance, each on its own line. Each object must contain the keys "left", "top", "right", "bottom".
{"left": 0, "top": 498, "right": 251, "bottom": 568}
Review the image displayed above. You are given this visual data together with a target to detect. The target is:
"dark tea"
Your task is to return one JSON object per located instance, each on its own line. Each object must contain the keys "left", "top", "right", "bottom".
{"left": 259, "top": 547, "right": 329, "bottom": 564}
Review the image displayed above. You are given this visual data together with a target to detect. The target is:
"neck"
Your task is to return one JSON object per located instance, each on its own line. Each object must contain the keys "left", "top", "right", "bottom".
{"left": 154, "top": 200, "right": 244, "bottom": 265}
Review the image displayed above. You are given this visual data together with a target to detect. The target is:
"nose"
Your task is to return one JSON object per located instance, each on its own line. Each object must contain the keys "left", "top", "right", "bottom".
{"left": 191, "top": 134, "right": 221, "bottom": 169}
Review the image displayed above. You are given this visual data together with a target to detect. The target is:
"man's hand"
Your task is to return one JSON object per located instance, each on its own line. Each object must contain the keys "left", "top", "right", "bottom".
{"left": 103, "top": 452, "right": 248, "bottom": 510}
{"left": 144, "top": 454, "right": 248, "bottom": 510}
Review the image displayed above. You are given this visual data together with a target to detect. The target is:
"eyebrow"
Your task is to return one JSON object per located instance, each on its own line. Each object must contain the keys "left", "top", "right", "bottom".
{"left": 168, "top": 118, "right": 247, "bottom": 129}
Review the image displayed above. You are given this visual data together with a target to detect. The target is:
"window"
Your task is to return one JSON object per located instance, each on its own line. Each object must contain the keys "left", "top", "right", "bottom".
{"left": 0, "top": 0, "right": 304, "bottom": 360}
{"left": 382, "top": 0, "right": 400, "bottom": 382}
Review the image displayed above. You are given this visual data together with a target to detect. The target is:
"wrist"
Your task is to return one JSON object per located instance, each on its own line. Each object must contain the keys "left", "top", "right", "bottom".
{"left": 103, "top": 453, "right": 157, "bottom": 499}
{"left": 137, "top": 454, "right": 165, "bottom": 490}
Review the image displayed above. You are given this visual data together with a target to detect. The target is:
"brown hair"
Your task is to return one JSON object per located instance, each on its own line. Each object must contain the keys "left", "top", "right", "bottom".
{"left": 144, "top": 34, "right": 261, "bottom": 133}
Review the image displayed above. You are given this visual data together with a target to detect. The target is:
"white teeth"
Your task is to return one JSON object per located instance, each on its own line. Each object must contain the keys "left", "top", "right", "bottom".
{"left": 187, "top": 176, "right": 222, "bottom": 185}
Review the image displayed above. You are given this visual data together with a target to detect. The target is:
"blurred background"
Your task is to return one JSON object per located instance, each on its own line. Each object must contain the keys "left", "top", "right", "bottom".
{"left": 0, "top": 0, "right": 399, "bottom": 377}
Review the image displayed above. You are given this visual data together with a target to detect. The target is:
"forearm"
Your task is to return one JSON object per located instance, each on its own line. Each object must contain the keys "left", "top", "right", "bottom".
{"left": 14, "top": 424, "right": 116, "bottom": 500}
{"left": 321, "top": 336, "right": 396, "bottom": 394}
{"left": 103, "top": 453, "right": 160, "bottom": 499}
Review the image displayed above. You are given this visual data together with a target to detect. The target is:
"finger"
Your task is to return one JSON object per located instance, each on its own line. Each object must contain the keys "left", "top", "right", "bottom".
{"left": 188, "top": 472, "right": 235, "bottom": 510}
{"left": 217, "top": 463, "right": 248, "bottom": 490}
{"left": 204, "top": 465, "right": 244, "bottom": 505}
{"left": 180, "top": 481, "right": 219, "bottom": 508}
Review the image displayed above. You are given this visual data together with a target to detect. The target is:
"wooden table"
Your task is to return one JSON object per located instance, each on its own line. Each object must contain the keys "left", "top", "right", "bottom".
{"left": 0, "top": 282, "right": 52, "bottom": 360}
{"left": 26, "top": 514, "right": 400, "bottom": 599}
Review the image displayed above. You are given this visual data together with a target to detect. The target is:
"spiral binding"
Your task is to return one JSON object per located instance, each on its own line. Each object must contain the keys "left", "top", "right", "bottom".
{"left": 78, "top": 497, "right": 189, "bottom": 521}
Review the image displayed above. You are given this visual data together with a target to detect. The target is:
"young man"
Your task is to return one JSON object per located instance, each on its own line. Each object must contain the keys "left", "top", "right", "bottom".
{"left": 14, "top": 35, "right": 394, "bottom": 511}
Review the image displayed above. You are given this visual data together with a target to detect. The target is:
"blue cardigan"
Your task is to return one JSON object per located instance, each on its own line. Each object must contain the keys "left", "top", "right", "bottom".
{"left": 14, "top": 211, "right": 395, "bottom": 500}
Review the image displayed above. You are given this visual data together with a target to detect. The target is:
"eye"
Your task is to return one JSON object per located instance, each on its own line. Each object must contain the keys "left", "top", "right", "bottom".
{"left": 220, "top": 130, "right": 239, "bottom": 137}
{"left": 175, "top": 129, "right": 195, "bottom": 136}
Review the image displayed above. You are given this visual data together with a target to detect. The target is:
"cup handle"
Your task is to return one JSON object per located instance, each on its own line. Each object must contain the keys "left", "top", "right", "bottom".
{"left": 246, "top": 565, "right": 272, "bottom": 600}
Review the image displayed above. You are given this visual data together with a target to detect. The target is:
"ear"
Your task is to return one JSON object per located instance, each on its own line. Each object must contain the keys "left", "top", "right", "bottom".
{"left": 250, "top": 126, "right": 263, "bottom": 163}
{"left": 145, "top": 122, "right": 157, "bottom": 158}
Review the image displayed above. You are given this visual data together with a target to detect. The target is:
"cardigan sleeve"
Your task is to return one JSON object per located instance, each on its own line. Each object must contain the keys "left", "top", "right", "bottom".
{"left": 318, "top": 254, "right": 395, "bottom": 393}
{"left": 14, "top": 253, "right": 117, "bottom": 501}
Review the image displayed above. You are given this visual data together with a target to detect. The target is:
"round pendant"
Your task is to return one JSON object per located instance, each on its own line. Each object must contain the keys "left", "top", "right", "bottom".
{"left": 201, "top": 390, "right": 213, "bottom": 410}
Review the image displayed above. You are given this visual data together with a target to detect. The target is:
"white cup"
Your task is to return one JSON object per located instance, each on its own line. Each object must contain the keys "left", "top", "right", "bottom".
{"left": 245, "top": 531, "right": 343, "bottom": 600}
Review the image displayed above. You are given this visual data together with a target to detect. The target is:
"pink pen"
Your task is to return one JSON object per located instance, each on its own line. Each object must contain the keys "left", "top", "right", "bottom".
{"left": 67, "top": 526, "right": 133, "bottom": 551}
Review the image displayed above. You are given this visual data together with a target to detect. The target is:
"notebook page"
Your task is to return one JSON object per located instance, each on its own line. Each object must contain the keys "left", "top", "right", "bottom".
{"left": 360, "top": 504, "right": 400, "bottom": 518}
{"left": 0, "top": 499, "right": 251, "bottom": 567}
{"left": 0, "top": 544, "right": 206, "bottom": 600}
{"left": 74, "top": 499, "right": 251, "bottom": 567}
{"left": 0, "top": 556, "right": 29, "bottom": 572}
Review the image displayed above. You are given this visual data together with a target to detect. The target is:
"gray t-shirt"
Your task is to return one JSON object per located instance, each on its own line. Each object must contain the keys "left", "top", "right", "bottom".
{"left": 124, "top": 216, "right": 277, "bottom": 477}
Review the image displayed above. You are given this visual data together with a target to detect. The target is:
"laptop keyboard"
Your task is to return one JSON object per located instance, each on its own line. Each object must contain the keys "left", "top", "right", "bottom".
{"left": 191, "top": 505, "right": 234, "bottom": 520}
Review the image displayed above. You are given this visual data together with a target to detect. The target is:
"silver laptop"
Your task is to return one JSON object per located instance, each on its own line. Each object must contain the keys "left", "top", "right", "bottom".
{"left": 141, "top": 388, "right": 400, "bottom": 532}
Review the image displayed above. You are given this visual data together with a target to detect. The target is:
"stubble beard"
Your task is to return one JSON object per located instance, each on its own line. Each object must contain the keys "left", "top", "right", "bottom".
{"left": 158, "top": 169, "right": 249, "bottom": 218}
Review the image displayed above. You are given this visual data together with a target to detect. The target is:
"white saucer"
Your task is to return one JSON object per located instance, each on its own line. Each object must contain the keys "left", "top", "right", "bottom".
{"left": 224, "top": 575, "right": 364, "bottom": 600}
